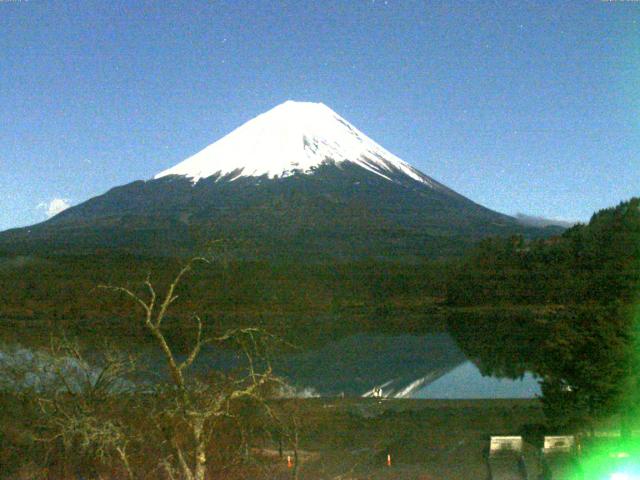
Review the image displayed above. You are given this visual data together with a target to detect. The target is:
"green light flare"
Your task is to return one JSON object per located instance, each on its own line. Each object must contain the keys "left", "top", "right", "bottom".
{"left": 567, "top": 436, "right": 640, "bottom": 480}
{"left": 573, "top": 215, "right": 640, "bottom": 479}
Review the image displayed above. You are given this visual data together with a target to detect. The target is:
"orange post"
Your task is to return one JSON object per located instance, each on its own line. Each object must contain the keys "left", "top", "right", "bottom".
{"left": 387, "top": 453, "right": 391, "bottom": 466}
{"left": 287, "top": 455, "right": 293, "bottom": 468}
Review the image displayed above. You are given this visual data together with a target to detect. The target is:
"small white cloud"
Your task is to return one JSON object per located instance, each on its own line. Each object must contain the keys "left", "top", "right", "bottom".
{"left": 37, "top": 198, "right": 71, "bottom": 218}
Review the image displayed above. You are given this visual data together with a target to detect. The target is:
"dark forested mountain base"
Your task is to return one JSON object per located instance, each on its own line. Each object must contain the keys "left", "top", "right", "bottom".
{"left": 0, "top": 255, "right": 451, "bottom": 349}
{"left": 0, "top": 163, "right": 560, "bottom": 260}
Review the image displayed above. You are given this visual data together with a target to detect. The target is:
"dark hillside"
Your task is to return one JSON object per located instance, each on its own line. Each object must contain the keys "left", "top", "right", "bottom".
{"left": 0, "top": 163, "right": 561, "bottom": 260}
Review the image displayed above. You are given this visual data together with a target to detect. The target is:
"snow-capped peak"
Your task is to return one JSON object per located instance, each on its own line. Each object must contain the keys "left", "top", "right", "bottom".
{"left": 155, "top": 100, "right": 436, "bottom": 187}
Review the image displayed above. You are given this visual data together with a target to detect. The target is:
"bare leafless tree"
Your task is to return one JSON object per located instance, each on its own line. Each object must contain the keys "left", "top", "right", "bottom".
{"left": 100, "top": 257, "right": 280, "bottom": 480}
{"left": 31, "top": 337, "right": 138, "bottom": 480}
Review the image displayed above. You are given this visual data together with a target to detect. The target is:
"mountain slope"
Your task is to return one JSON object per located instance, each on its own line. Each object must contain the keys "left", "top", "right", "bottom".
{"left": 0, "top": 101, "right": 560, "bottom": 260}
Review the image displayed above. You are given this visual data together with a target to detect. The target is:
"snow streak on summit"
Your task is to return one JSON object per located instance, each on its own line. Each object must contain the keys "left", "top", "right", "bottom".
{"left": 155, "top": 101, "right": 439, "bottom": 188}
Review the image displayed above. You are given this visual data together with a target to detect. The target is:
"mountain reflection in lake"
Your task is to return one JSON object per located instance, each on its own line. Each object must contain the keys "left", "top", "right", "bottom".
{"left": 272, "top": 333, "right": 540, "bottom": 398}
{"left": 275, "top": 333, "right": 466, "bottom": 397}
{"left": 135, "top": 332, "right": 542, "bottom": 398}
{"left": 0, "top": 333, "right": 541, "bottom": 399}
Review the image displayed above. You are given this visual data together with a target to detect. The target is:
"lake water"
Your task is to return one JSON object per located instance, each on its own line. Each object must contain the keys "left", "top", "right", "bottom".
{"left": 273, "top": 333, "right": 541, "bottom": 399}
{"left": 414, "top": 361, "right": 540, "bottom": 399}
{"left": 0, "top": 332, "right": 541, "bottom": 399}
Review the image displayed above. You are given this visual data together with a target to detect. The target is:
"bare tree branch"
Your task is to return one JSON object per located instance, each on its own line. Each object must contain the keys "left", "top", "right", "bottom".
{"left": 180, "top": 315, "right": 203, "bottom": 373}
{"left": 96, "top": 256, "right": 280, "bottom": 480}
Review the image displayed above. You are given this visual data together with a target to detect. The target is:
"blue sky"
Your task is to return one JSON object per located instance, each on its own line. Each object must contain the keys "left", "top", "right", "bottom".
{"left": 1, "top": 0, "right": 638, "bottom": 230}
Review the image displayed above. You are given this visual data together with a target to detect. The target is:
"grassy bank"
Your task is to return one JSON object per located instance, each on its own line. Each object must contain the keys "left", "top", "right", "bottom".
{"left": 266, "top": 398, "right": 544, "bottom": 480}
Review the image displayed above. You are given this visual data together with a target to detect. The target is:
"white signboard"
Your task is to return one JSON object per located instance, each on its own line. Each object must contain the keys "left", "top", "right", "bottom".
{"left": 543, "top": 436, "right": 574, "bottom": 453}
{"left": 490, "top": 436, "right": 523, "bottom": 454}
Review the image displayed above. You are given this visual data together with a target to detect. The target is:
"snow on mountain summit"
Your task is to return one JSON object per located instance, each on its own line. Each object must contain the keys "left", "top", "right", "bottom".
{"left": 154, "top": 100, "right": 437, "bottom": 187}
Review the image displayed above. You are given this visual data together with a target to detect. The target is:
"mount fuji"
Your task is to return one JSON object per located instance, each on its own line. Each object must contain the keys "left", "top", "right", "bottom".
{"left": 0, "top": 101, "right": 559, "bottom": 260}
